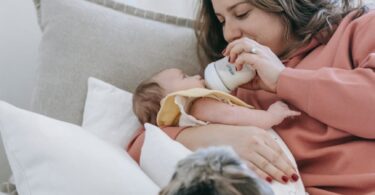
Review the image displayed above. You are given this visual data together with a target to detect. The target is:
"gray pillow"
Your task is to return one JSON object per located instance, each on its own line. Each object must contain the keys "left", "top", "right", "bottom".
{"left": 31, "top": 0, "right": 202, "bottom": 125}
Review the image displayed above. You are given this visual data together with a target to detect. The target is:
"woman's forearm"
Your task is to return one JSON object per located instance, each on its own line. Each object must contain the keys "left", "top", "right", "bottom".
{"left": 176, "top": 124, "right": 262, "bottom": 150}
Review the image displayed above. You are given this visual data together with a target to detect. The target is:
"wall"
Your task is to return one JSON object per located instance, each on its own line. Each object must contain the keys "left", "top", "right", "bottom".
{"left": 0, "top": 0, "right": 41, "bottom": 183}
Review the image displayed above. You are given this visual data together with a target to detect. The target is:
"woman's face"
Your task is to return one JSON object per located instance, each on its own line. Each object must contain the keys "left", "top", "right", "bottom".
{"left": 211, "top": 0, "right": 290, "bottom": 56}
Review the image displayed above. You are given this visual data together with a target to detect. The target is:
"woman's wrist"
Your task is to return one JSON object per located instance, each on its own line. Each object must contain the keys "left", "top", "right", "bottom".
{"left": 272, "top": 66, "right": 286, "bottom": 93}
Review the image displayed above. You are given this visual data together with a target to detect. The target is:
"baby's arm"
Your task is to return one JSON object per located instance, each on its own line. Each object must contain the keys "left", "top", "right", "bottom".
{"left": 189, "top": 98, "right": 300, "bottom": 129}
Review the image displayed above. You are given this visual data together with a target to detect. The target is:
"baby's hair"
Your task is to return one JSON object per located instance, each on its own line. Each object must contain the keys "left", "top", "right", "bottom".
{"left": 159, "top": 147, "right": 274, "bottom": 195}
{"left": 133, "top": 79, "right": 165, "bottom": 125}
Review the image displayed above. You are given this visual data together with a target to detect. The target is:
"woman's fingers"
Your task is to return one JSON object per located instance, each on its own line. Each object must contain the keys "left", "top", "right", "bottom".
{"left": 223, "top": 37, "right": 260, "bottom": 56}
{"left": 222, "top": 38, "right": 246, "bottom": 56}
{"left": 227, "top": 42, "right": 256, "bottom": 62}
{"left": 264, "top": 135, "right": 297, "bottom": 170}
{"left": 245, "top": 161, "right": 273, "bottom": 183}
{"left": 246, "top": 152, "right": 289, "bottom": 183}
{"left": 255, "top": 141, "right": 298, "bottom": 182}
{"left": 225, "top": 41, "right": 261, "bottom": 70}
{"left": 222, "top": 37, "right": 285, "bottom": 93}
{"left": 234, "top": 52, "right": 260, "bottom": 70}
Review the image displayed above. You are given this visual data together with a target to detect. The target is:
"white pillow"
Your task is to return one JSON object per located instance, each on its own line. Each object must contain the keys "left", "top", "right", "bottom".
{"left": 82, "top": 77, "right": 141, "bottom": 148}
{"left": 0, "top": 101, "right": 159, "bottom": 195}
{"left": 140, "top": 123, "right": 192, "bottom": 187}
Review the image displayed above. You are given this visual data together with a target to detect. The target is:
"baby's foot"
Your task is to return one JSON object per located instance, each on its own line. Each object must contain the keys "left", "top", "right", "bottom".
{"left": 267, "top": 101, "right": 300, "bottom": 121}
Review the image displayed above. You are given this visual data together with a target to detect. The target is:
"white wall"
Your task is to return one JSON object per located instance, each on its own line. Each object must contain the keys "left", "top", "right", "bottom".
{"left": 0, "top": 0, "right": 41, "bottom": 183}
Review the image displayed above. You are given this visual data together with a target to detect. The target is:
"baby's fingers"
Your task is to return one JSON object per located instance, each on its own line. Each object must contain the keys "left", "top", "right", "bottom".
{"left": 288, "top": 111, "right": 301, "bottom": 117}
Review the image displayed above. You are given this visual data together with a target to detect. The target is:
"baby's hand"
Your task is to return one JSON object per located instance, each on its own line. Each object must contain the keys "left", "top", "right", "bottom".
{"left": 267, "top": 101, "right": 301, "bottom": 119}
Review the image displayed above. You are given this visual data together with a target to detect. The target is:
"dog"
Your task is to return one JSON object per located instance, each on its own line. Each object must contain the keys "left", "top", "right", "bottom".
{"left": 159, "top": 146, "right": 274, "bottom": 195}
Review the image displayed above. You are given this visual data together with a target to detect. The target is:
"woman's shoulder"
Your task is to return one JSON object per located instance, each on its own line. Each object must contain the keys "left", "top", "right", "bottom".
{"left": 346, "top": 9, "right": 375, "bottom": 27}
{"left": 334, "top": 9, "right": 375, "bottom": 38}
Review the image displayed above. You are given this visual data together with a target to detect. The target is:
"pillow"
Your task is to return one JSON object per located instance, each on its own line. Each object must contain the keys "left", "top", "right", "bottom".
{"left": 140, "top": 123, "right": 192, "bottom": 187}
{"left": 31, "top": 0, "right": 201, "bottom": 125}
{"left": 82, "top": 77, "right": 141, "bottom": 148}
{"left": 0, "top": 101, "right": 159, "bottom": 195}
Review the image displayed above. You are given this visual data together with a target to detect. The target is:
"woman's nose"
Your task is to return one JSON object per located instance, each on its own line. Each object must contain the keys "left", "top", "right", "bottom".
{"left": 224, "top": 21, "right": 242, "bottom": 43}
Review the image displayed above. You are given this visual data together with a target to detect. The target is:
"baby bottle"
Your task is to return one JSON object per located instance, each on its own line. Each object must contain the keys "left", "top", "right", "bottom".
{"left": 204, "top": 57, "right": 256, "bottom": 93}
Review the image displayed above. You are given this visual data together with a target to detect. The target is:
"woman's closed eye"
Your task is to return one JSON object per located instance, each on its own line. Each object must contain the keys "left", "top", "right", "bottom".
{"left": 218, "top": 11, "right": 250, "bottom": 26}
{"left": 235, "top": 11, "right": 250, "bottom": 19}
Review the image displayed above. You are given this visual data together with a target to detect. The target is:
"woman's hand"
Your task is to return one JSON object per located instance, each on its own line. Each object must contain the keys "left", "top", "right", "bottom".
{"left": 223, "top": 37, "right": 285, "bottom": 93}
{"left": 176, "top": 124, "right": 299, "bottom": 183}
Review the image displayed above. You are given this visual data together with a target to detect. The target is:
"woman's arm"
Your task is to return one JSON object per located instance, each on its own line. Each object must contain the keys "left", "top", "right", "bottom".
{"left": 176, "top": 124, "right": 298, "bottom": 183}
{"left": 276, "top": 14, "right": 375, "bottom": 138}
{"left": 127, "top": 124, "right": 298, "bottom": 183}
{"left": 190, "top": 98, "right": 299, "bottom": 129}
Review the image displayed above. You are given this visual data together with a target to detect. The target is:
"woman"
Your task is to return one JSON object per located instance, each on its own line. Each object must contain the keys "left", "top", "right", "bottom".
{"left": 128, "top": 0, "right": 375, "bottom": 194}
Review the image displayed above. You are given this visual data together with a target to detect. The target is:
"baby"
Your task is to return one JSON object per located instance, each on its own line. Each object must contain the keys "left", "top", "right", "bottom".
{"left": 159, "top": 146, "right": 274, "bottom": 195}
{"left": 133, "top": 68, "right": 300, "bottom": 128}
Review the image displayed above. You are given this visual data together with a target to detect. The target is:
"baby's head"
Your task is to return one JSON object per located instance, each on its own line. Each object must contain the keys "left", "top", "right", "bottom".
{"left": 133, "top": 68, "right": 205, "bottom": 125}
{"left": 159, "top": 146, "right": 274, "bottom": 195}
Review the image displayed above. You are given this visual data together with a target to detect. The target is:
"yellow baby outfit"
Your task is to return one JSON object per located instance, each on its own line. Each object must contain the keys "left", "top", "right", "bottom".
{"left": 156, "top": 88, "right": 254, "bottom": 127}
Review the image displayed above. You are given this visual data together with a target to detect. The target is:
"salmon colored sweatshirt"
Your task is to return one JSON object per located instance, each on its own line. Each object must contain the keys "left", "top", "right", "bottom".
{"left": 128, "top": 10, "right": 375, "bottom": 195}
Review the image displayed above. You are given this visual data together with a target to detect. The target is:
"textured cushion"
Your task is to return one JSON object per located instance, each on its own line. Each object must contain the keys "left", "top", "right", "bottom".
{"left": 31, "top": 0, "right": 201, "bottom": 124}
{"left": 0, "top": 101, "right": 160, "bottom": 195}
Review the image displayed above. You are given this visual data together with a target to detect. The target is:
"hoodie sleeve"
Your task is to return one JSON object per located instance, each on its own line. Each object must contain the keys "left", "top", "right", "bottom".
{"left": 276, "top": 12, "right": 375, "bottom": 138}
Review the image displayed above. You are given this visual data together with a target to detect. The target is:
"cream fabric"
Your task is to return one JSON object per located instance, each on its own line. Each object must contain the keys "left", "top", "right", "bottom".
{"left": 174, "top": 95, "right": 209, "bottom": 126}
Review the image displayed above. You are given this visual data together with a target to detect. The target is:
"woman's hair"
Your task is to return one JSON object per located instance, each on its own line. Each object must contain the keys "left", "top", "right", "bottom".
{"left": 159, "top": 147, "right": 274, "bottom": 195}
{"left": 195, "top": 0, "right": 368, "bottom": 65}
{"left": 132, "top": 79, "right": 165, "bottom": 125}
